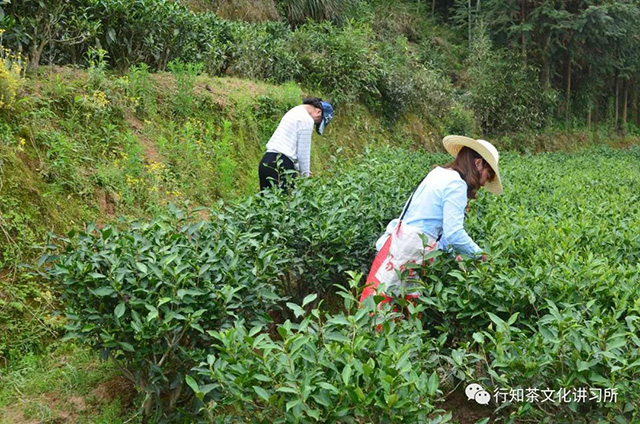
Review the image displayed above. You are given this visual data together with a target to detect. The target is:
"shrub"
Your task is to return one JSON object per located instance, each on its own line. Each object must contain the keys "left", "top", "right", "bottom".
{"left": 441, "top": 104, "right": 477, "bottom": 137}
{"left": 376, "top": 35, "right": 453, "bottom": 125}
{"left": 403, "top": 147, "right": 640, "bottom": 422}
{"left": 41, "top": 145, "right": 640, "bottom": 422}
{"left": 221, "top": 147, "right": 439, "bottom": 302}
{"left": 40, "top": 147, "right": 440, "bottom": 417}
{"left": 41, "top": 210, "right": 281, "bottom": 420}
{"left": 167, "top": 60, "right": 203, "bottom": 118}
{"left": 0, "top": 32, "right": 24, "bottom": 111}
{"left": 228, "top": 21, "right": 301, "bottom": 83}
{"left": 0, "top": 0, "right": 99, "bottom": 72}
{"left": 172, "top": 12, "right": 235, "bottom": 76}
{"left": 86, "top": 0, "right": 234, "bottom": 72}
{"left": 291, "top": 21, "right": 381, "bottom": 104}
{"left": 194, "top": 274, "right": 452, "bottom": 423}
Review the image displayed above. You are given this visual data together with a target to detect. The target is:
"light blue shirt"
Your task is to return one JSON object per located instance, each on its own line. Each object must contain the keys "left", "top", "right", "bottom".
{"left": 376, "top": 166, "right": 482, "bottom": 257}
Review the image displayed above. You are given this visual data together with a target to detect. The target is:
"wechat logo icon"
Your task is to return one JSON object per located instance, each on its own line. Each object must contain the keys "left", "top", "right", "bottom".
{"left": 466, "top": 383, "right": 491, "bottom": 405}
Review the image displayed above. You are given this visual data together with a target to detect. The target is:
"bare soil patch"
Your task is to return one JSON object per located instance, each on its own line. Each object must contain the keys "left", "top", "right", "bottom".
{"left": 94, "top": 188, "right": 116, "bottom": 224}
{"left": 125, "top": 114, "right": 162, "bottom": 164}
{"left": 439, "top": 385, "right": 496, "bottom": 424}
{"left": 90, "top": 376, "right": 137, "bottom": 407}
{"left": 0, "top": 376, "right": 135, "bottom": 424}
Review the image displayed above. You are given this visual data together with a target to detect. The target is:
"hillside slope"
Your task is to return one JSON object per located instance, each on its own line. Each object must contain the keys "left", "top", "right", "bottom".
{"left": 0, "top": 65, "right": 444, "bottom": 356}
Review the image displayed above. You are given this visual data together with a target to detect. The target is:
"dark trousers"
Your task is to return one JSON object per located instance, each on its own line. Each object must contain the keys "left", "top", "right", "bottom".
{"left": 259, "top": 152, "right": 296, "bottom": 191}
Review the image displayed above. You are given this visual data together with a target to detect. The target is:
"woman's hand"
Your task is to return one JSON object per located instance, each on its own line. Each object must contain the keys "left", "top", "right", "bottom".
{"left": 455, "top": 254, "right": 488, "bottom": 262}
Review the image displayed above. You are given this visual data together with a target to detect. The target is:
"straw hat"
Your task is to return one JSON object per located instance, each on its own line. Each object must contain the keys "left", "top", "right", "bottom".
{"left": 442, "top": 135, "right": 503, "bottom": 195}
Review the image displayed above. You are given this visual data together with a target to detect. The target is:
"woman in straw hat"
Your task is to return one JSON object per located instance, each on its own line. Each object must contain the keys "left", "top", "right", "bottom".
{"left": 361, "top": 135, "right": 503, "bottom": 305}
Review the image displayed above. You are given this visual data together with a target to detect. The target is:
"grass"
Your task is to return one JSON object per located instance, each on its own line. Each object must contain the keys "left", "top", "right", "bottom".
{"left": 0, "top": 342, "right": 139, "bottom": 424}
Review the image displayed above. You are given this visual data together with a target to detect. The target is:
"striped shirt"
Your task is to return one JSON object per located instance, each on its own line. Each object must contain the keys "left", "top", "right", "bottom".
{"left": 265, "top": 105, "right": 314, "bottom": 176}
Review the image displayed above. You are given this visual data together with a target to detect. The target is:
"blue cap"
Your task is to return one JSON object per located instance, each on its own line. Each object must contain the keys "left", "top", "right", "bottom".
{"left": 316, "top": 101, "right": 333, "bottom": 135}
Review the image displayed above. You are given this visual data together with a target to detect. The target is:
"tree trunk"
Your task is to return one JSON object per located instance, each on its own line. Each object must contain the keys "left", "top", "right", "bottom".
{"left": 539, "top": 33, "right": 551, "bottom": 88}
{"left": 622, "top": 79, "right": 629, "bottom": 135}
{"left": 521, "top": 0, "right": 526, "bottom": 63}
{"left": 432, "top": 0, "right": 436, "bottom": 16}
{"left": 631, "top": 80, "right": 638, "bottom": 127}
{"left": 28, "top": 39, "right": 48, "bottom": 73}
{"left": 586, "top": 64, "right": 592, "bottom": 132}
{"left": 468, "top": 0, "right": 472, "bottom": 46}
{"left": 633, "top": 84, "right": 640, "bottom": 127}
{"left": 614, "top": 74, "right": 620, "bottom": 132}
{"left": 25, "top": 5, "right": 62, "bottom": 73}
{"left": 565, "top": 54, "right": 572, "bottom": 122}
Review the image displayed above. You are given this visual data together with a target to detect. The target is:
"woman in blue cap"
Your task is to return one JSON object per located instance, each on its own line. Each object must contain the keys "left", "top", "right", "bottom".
{"left": 259, "top": 97, "right": 333, "bottom": 191}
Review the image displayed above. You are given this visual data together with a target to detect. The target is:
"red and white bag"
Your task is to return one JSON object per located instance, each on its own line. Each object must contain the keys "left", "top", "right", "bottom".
{"left": 361, "top": 178, "right": 437, "bottom": 304}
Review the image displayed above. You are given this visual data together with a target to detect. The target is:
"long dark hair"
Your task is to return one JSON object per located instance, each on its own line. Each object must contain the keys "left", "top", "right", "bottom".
{"left": 444, "top": 146, "right": 495, "bottom": 199}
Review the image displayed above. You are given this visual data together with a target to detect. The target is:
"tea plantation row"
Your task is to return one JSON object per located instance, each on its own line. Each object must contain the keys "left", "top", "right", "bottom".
{"left": 42, "top": 146, "right": 640, "bottom": 423}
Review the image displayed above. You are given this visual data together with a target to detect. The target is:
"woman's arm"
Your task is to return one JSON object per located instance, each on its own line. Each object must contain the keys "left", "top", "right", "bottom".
{"left": 441, "top": 179, "right": 482, "bottom": 257}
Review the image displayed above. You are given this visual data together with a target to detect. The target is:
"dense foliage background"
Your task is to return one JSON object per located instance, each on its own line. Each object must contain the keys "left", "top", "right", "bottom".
{"left": 3, "top": 0, "right": 640, "bottom": 134}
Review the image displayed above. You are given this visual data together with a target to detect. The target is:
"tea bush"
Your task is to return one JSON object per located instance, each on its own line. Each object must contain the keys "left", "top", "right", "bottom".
{"left": 42, "top": 208, "right": 282, "bottom": 419}
{"left": 197, "top": 146, "right": 640, "bottom": 422}
{"left": 42, "top": 145, "right": 640, "bottom": 422}
{"left": 41, "top": 147, "right": 440, "bottom": 418}
{"left": 194, "top": 275, "right": 452, "bottom": 423}
{"left": 81, "top": 0, "right": 234, "bottom": 72}
{"left": 221, "top": 147, "right": 442, "bottom": 302}
{"left": 403, "top": 147, "right": 640, "bottom": 421}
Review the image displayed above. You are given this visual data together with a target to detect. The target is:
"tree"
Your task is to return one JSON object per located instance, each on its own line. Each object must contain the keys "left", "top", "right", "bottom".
{"left": 0, "top": 0, "right": 98, "bottom": 73}
{"left": 466, "top": 22, "right": 556, "bottom": 134}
